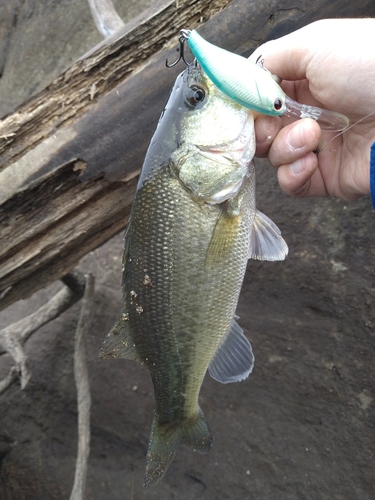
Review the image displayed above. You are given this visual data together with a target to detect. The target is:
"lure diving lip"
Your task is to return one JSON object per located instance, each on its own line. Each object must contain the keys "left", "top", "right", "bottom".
{"left": 182, "top": 29, "right": 349, "bottom": 133}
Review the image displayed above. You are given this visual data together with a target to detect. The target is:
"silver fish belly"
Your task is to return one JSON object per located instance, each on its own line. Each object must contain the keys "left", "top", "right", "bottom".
{"left": 100, "top": 63, "right": 288, "bottom": 488}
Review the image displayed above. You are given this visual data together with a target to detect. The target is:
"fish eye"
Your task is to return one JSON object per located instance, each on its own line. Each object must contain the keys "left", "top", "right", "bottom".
{"left": 186, "top": 85, "right": 206, "bottom": 106}
{"left": 273, "top": 98, "right": 283, "bottom": 111}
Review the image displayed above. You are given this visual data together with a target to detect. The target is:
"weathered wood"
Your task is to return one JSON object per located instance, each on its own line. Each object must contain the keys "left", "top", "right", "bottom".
{"left": 0, "top": 160, "right": 138, "bottom": 309}
{"left": 0, "top": 0, "right": 230, "bottom": 168}
{"left": 0, "top": 0, "right": 232, "bottom": 311}
{"left": 1, "top": 0, "right": 375, "bottom": 311}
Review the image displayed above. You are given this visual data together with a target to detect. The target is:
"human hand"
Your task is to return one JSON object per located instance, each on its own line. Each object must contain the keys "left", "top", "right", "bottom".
{"left": 250, "top": 18, "right": 375, "bottom": 201}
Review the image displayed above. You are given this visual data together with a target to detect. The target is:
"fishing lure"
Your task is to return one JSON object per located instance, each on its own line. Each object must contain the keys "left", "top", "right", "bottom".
{"left": 168, "top": 29, "right": 349, "bottom": 133}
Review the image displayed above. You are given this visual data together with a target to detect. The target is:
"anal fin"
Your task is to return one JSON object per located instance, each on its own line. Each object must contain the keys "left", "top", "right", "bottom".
{"left": 209, "top": 317, "right": 254, "bottom": 384}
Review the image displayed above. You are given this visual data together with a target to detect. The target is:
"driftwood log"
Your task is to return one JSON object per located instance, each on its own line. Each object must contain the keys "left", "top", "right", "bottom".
{"left": 1, "top": 0, "right": 375, "bottom": 311}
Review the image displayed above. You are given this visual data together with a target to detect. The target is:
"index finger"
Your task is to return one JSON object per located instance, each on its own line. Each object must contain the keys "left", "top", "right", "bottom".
{"left": 249, "top": 28, "right": 314, "bottom": 81}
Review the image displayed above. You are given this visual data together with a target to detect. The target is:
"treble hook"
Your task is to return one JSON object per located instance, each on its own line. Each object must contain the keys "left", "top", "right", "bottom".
{"left": 166, "top": 29, "right": 193, "bottom": 68}
{"left": 256, "top": 54, "right": 282, "bottom": 84}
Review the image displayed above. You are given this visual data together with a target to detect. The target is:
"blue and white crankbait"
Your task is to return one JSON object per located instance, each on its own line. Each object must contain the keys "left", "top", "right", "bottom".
{"left": 168, "top": 29, "right": 349, "bottom": 132}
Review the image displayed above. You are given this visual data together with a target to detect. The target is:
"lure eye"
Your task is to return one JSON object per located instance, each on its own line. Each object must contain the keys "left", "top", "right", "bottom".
{"left": 273, "top": 98, "right": 283, "bottom": 111}
{"left": 186, "top": 85, "right": 206, "bottom": 106}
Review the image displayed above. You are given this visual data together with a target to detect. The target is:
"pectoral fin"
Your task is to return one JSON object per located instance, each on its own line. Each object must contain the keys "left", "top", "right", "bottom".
{"left": 249, "top": 210, "right": 288, "bottom": 261}
{"left": 205, "top": 207, "right": 239, "bottom": 264}
{"left": 99, "top": 310, "right": 139, "bottom": 360}
{"left": 206, "top": 184, "right": 249, "bottom": 264}
{"left": 208, "top": 317, "right": 254, "bottom": 384}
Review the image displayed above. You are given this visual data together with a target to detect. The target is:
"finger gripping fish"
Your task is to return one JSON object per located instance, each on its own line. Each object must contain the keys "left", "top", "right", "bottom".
{"left": 99, "top": 44, "right": 288, "bottom": 488}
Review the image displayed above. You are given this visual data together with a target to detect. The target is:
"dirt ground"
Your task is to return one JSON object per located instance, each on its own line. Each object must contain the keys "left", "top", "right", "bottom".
{"left": 1, "top": 1, "right": 375, "bottom": 499}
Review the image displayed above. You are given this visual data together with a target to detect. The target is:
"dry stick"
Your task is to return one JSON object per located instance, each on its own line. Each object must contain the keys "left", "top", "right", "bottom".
{"left": 87, "top": 0, "right": 125, "bottom": 38}
{"left": 0, "top": 335, "right": 31, "bottom": 389}
{"left": 70, "top": 274, "right": 95, "bottom": 500}
{"left": 0, "top": 272, "right": 85, "bottom": 394}
{"left": 0, "top": 366, "right": 18, "bottom": 396}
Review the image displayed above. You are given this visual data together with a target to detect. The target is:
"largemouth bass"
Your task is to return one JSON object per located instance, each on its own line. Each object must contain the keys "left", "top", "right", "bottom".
{"left": 100, "top": 59, "right": 288, "bottom": 488}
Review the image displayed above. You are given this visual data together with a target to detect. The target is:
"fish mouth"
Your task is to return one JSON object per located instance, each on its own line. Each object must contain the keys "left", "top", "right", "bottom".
{"left": 196, "top": 113, "right": 255, "bottom": 166}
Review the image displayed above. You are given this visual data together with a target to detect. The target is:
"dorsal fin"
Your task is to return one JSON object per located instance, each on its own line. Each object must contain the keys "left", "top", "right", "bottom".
{"left": 99, "top": 310, "right": 138, "bottom": 360}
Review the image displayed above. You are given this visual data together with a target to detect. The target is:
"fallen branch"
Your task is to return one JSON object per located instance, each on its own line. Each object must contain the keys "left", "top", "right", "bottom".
{"left": 0, "top": 271, "right": 94, "bottom": 499}
{"left": 70, "top": 274, "right": 95, "bottom": 500}
{"left": 0, "top": 272, "right": 86, "bottom": 392}
{"left": 87, "top": 0, "right": 125, "bottom": 37}
{"left": 0, "top": 366, "right": 18, "bottom": 396}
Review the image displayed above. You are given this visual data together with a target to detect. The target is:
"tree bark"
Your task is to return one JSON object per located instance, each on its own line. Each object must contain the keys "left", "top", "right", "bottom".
{"left": 1, "top": 0, "right": 374, "bottom": 310}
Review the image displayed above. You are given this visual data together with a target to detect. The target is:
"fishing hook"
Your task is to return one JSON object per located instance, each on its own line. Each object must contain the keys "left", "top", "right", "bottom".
{"left": 255, "top": 54, "right": 264, "bottom": 66}
{"left": 256, "top": 54, "right": 281, "bottom": 83}
{"left": 166, "top": 29, "right": 193, "bottom": 68}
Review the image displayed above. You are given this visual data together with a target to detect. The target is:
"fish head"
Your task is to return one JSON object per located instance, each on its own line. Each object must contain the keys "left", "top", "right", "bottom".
{"left": 179, "top": 63, "right": 255, "bottom": 152}
{"left": 139, "top": 64, "right": 255, "bottom": 204}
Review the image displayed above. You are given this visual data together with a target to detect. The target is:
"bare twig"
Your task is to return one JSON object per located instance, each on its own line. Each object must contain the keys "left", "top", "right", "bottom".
{"left": 0, "top": 335, "right": 30, "bottom": 389}
{"left": 87, "top": 0, "right": 125, "bottom": 38}
{"left": 69, "top": 274, "right": 95, "bottom": 500}
{"left": 0, "top": 271, "right": 94, "bottom": 498}
{"left": 0, "top": 366, "right": 18, "bottom": 396}
{"left": 0, "top": 272, "right": 85, "bottom": 392}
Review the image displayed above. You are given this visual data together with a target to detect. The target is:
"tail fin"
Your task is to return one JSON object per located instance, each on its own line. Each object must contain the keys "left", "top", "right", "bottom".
{"left": 144, "top": 409, "right": 212, "bottom": 489}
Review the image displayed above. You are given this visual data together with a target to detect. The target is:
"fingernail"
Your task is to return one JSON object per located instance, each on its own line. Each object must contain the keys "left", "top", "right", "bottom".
{"left": 255, "top": 116, "right": 275, "bottom": 146}
{"left": 286, "top": 123, "right": 305, "bottom": 150}
{"left": 256, "top": 132, "right": 272, "bottom": 147}
{"left": 290, "top": 158, "right": 305, "bottom": 175}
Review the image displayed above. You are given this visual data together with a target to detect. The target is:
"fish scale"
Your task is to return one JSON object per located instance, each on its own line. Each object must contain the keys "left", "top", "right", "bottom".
{"left": 123, "top": 164, "right": 253, "bottom": 417}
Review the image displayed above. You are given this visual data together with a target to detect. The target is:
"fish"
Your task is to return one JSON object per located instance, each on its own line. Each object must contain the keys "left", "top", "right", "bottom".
{"left": 99, "top": 54, "right": 288, "bottom": 488}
